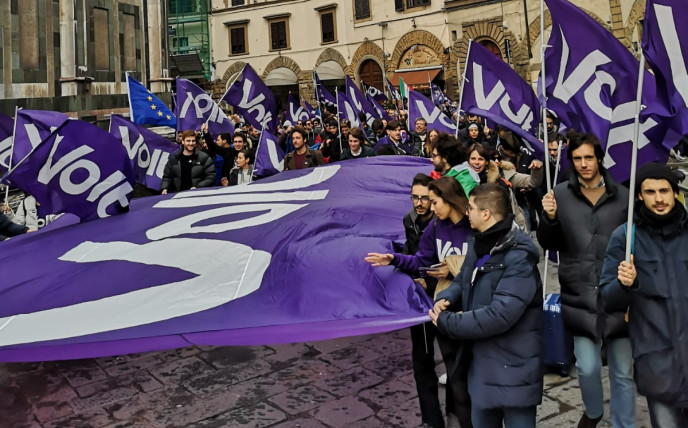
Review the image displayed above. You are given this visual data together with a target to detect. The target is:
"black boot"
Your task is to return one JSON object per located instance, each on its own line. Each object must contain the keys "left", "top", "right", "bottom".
{"left": 577, "top": 413, "right": 603, "bottom": 428}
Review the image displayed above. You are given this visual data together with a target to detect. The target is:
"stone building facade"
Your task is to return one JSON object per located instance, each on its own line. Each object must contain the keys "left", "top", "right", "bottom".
{"left": 210, "top": 0, "right": 646, "bottom": 106}
{"left": 0, "top": 0, "right": 170, "bottom": 124}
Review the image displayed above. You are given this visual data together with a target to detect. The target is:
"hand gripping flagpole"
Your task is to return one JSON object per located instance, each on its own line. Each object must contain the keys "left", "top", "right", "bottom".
{"left": 539, "top": 0, "right": 552, "bottom": 301}
{"left": 625, "top": 54, "right": 646, "bottom": 262}
{"left": 456, "top": 39, "right": 473, "bottom": 140}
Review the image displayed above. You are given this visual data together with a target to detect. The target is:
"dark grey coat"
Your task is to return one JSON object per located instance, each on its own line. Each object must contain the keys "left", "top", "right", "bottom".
{"left": 436, "top": 223, "right": 543, "bottom": 409}
{"left": 600, "top": 209, "right": 688, "bottom": 407}
{"left": 536, "top": 168, "right": 629, "bottom": 341}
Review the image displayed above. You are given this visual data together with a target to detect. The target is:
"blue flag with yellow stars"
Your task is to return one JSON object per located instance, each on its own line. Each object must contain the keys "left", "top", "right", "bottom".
{"left": 126, "top": 74, "right": 176, "bottom": 127}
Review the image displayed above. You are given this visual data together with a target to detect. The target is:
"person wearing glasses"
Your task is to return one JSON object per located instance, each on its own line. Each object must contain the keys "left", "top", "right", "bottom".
{"left": 366, "top": 176, "right": 475, "bottom": 428}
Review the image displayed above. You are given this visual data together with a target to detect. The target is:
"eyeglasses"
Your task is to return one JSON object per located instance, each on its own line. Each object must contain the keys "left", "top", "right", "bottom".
{"left": 492, "top": 156, "right": 501, "bottom": 161}
{"left": 410, "top": 195, "right": 430, "bottom": 203}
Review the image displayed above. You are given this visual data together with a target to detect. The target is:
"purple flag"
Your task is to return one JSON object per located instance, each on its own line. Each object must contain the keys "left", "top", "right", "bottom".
{"left": 344, "top": 75, "right": 378, "bottom": 127}
{"left": 643, "top": 0, "right": 688, "bottom": 129}
{"left": 542, "top": 0, "right": 679, "bottom": 181}
{"left": 253, "top": 130, "right": 285, "bottom": 178}
{"left": 337, "top": 91, "right": 362, "bottom": 128}
{"left": 363, "top": 81, "right": 387, "bottom": 103}
{"left": 175, "top": 78, "right": 235, "bottom": 137}
{"left": 386, "top": 78, "right": 401, "bottom": 101}
{"left": 4, "top": 117, "right": 135, "bottom": 222}
{"left": 303, "top": 100, "right": 318, "bottom": 119}
{"left": 223, "top": 64, "right": 278, "bottom": 133}
{"left": 6, "top": 110, "right": 70, "bottom": 172}
{"left": 284, "top": 94, "right": 311, "bottom": 127}
{"left": 109, "top": 115, "right": 179, "bottom": 190}
{"left": 407, "top": 90, "right": 457, "bottom": 135}
{"left": 0, "top": 112, "right": 15, "bottom": 173}
{"left": 0, "top": 157, "right": 433, "bottom": 362}
{"left": 462, "top": 41, "right": 544, "bottom": 158}
{"left": 367, "top": 93, "right": 392, "bottom": 121}
{"left": 314, "top": 71, "right": 336, "bottom": 107}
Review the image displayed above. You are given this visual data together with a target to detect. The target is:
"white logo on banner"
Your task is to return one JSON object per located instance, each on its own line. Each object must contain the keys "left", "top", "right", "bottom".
{"left": 236, "top": 79, "right": 274, "bottom": 130}
{"left": 119, "top": 126, "right": 170, "bottom": 180}
{"left": 654, "top": 4, "right": 688, "bottom": 107}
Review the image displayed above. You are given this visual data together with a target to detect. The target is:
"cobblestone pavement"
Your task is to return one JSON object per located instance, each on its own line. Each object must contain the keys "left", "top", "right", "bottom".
{"left": 0, "top": 257, "right": 652, "bottom": 428}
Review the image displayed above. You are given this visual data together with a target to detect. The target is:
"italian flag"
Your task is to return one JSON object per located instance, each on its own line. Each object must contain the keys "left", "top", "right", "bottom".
{"left": 399, "top": 77, "right": 412, "bottom": 99}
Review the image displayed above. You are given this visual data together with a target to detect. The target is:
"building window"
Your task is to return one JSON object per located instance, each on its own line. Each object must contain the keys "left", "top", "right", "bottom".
{"left": 269, "top": 19, "right": 289, "bottom": 50}
{"left": 94, "top": 7, "right": 110, "bottom": 71}
{"left": 395, "top": 0, "right": 430, "bottom": 11}
{"left": 169, "top": 0, "right": 194, "bottom": 14}
{"left": 320, "top": 10, "right": 337, "bottom": 44}
{"left": 231, "top": 0, "right": 245, "bottom": 5}
{"left": 229, "top": 25, "right": 248, "bottom": 55}
{"left": 353, "top": 0, "right": 371, "bottom": 21}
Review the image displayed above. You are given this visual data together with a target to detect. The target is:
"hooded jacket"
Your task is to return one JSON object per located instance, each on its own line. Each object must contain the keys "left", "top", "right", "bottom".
{"left": 436, "top": 221, "right": 543, "bottom": 409}
{"left": 160, "top": 149, "right": 216, "bottom": 192}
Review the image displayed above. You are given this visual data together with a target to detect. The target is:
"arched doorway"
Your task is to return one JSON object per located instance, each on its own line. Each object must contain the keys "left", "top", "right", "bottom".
{"left": 478, "top": 39, "right": 502, "bottom": 58}
{"left": 358, "top": 59, "right": 383, "bottom": 92}
{"left": 264, "top": 67, "right": 299, "bottom": 112}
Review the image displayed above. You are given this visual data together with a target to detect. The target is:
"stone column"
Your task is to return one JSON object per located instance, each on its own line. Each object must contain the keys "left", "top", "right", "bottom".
{"left": 147, "top": 0, "right": 166, "bottom": 93}
{"left": 59, "top": 0, "right": 78, "bottom": 96}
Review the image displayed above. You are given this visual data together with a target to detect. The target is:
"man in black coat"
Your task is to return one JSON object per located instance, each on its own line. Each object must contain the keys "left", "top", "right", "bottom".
{"left": 537, "top": 132, "right": 634, "bottom": 428}
{"left": 161, "top": 130, "right": 216, "bottom": 194}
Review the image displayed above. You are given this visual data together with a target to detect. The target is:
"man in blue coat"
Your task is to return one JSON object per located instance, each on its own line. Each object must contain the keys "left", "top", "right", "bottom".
{"left": 430, "top": 183, "right": 543, "bottom": 428}
{"left": 600, "top": 163, "right": 688, "bottom": 428}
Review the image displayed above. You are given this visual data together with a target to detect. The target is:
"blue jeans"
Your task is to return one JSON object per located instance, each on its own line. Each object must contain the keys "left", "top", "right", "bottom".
{"left": 573, "top": 336, "right": 635, "bottom": 427}
{"left": 647, "top": 399, "right": 688, "bottom": 428}
{"left": 471, "top": 406, "right": 535, "bottom": 428}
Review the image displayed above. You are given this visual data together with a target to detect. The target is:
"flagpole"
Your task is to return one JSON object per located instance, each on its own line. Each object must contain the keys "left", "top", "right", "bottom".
{"left": 125, "top": 73, "right": 134, "bottom": 122}
{"left": 335, "top": 91, "right": 343, "bottom": 154}
{"left": 4, "top": 106, "right": 20, "bottom": 204}
{"left": 251, "top": 127, "right": 265, "bottom": 182}
{"left": 313, "top": 71, "right": 324, "bottom": 122}
{"left": 540, "top": 0, "right": 552, "bottom": 194}
{"left": 542, "top": 139, "right": 563, "bottom": 302}
{"left": 456, "top": 39, "right": 473, "bottom": 140}
{"left": 624, "top": 53, "right": 646, "bottom": 262}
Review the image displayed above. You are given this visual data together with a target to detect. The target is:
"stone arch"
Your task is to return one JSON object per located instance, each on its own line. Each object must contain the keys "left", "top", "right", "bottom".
{"left": 527, "top": 8, "right": 611, "bottom": 49}
{"left": 314, "top": 48, "right": 349, "bottom": 76}
{"left": 350, "top": 41, "right": 386, "bottom": 77}
{"left": 389, "top": 30, "right": 447, "bottom": 74}
{"left": 625, "top": 0, "right": 645, "bottom": 49}
{"left": 262, "top": 56, "right": 302, "bottom": 80}
{"left": 451, "top": 18, "right": 513, "bottom": 93}
{"left": 220, "top": 61, "right": 246, "bottom": 88}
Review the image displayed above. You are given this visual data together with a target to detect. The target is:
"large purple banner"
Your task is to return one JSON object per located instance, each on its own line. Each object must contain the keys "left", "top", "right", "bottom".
{"left": 4, "top": 117, "right": 135, "bottom": 222}
{"left": 462, "top": 41, "right": 543, "bottom": 158}
{"left": 0, "top": 157, "right": 433, "bottom": 362}
{"left": 407, "top": 90, "right": 456, "bottom": 135}
{"left": 542, "top": 0, "right": 679, "bottom": 181}
{"left": 109, "top": 115, "right": 179, "bottom": 190}
{"left": 175, "top": 78, "right": 235, "bottom": 136}
{"left": 643, "top": 0, "right": 688, "bottom": 130}
{"left": 223, "top": 64, "right": 278, "bottom": 133}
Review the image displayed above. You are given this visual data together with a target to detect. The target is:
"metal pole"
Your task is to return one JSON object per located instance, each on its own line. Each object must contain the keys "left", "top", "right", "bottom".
{"left": 313, "top": 71, "right": 324, "bottom": 122}
{"left": 523, "top": 0, "right": 533, "bottom": 59}
{"left": 540, "top": 0, "right": 552, "bottom": 194}
{"left": 455, "top": 39, "right": 473, "bottom": 140}
{"left": 336, "top": 91, "right": 343, "bottom": 154}
{"left": 625, "top": 54, "right": 646, "bottom": 262}
{"left": 4, "top": 106, "right": 19, "bottom": 204}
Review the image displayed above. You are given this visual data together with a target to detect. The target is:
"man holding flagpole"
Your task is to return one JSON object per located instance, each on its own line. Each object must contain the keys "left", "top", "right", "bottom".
{"left": 600, "top": 163, "right": 688, "bottom": 428}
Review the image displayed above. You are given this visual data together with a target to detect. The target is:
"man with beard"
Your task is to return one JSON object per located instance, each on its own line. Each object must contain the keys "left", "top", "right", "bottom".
{"left": 283, "top": 126, "right": 326, "bottom": 170}
{"left": 431, "top": 134, "right": 479, "bottom": 196}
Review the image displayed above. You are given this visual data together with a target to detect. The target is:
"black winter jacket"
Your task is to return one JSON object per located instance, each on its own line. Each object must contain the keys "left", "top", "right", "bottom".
{"left": 600, "top": 207, "right": 688, "bottom": 407}
{"left": 160, "top": 149, "right": 216, "bottom": 192}
{"left": 437, "top": 222, "right": 543, "bottom": 409}
{"left": 537, "top": 169, "right": 629, "bottom": 341}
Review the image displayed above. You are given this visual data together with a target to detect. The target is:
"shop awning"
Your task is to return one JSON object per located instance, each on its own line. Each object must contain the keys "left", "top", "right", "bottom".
{"left": 264, "top": 67, "right": 299, "bottom": 86}
{"left": 392, "top": 67, "right": 442, "bottom": 89}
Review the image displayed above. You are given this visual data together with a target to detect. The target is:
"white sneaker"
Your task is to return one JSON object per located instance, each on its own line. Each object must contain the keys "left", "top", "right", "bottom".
{"left": 438, "top": 373, "right": 447, "bottom": 385}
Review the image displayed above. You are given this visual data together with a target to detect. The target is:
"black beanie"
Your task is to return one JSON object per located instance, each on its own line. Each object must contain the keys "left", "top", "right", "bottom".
{"left": 635, "top": 163, "right": 680, "bottom": 195}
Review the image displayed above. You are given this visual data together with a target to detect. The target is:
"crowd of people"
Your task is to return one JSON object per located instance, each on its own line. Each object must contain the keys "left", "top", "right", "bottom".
{"left": 1, "top": 100, "right": 686, "bottom": 428}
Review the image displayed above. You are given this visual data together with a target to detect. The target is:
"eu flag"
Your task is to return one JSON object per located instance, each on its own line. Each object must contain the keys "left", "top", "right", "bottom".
{"left": 126, "top": 74, "right": 176, "bottom": 127}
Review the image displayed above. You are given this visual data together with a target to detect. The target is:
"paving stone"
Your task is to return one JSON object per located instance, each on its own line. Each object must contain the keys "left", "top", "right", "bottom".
{"left": 70, "top": 386, "right": 139, "bottom": 413}
{"left": 377, "top": 396, "right": 424, "bottom": 427}
{"left": 263, "top": 343, "right": 321, "bottom": 367}
{"left": 100, "top": 421, "right": 153, "bottom": 428}
{"left": 267, "top": 358, "right": 341, "bottom": 390}
{"left": 190, "top": 402, "right": 286, "bottom": 428}
{"left": 345, "top": 416, "right": 393, "bottom": 427}
{"left": 538, "top": 409, "right": 580, "bottom": 427}
{"left": 148, "top": 356, "right": 216, "bottom": 386}
{"left": 358, "top": 379, "right": 417, "bottom": 410}
{"left": 0, "top": 384, "right": 41, "bottom": 428}
{"left": 311, "top": 396, "right": 375, "bottom": 427}
{"left": 14, "top": 368, "right": 78, "bottom": 423}
{"left": 314, "top": 366, "right": 384, "bottom": 397}
{"left": 536, "top": 395, "right": 563, "bottom": 422}
{"left": 55, "top": 359, "right": 108, "bottom": 388}
{"left": 77, "top": 371, "right": 163, "bottom": 397}
{"left": 268, "top": 384, "right": 335, "bottom": 415}
{"left": 269, "top": 417, "right": 329, "bottom": 428}
{"left": 198, "top": 345, "right": 274, "bottom": 369}
{"left": 42, "top": 407, "right": 113, "bottom": 428}
{"left": 318, "top": 344, "right": 382, "bottom": 370}
{"left": 308, "top": 334, "right": 377, "bottom": 355}
{"left": 365, "top": 352, "right": 414, "bottom": 379}
{"left": 101, "top": 353, "right": 163, "bottom": 377}
{"left": 183, "top": 358, "right": 272, "bottom": 393}
{"left": 359, "top": 333, "right": 412, "bottom": 356}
